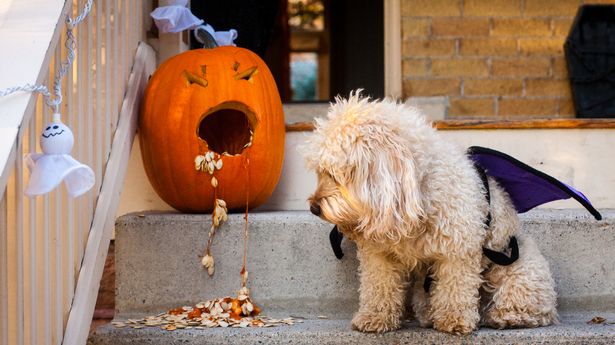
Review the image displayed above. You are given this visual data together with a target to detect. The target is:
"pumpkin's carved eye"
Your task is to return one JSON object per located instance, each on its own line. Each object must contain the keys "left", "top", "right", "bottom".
{"left": 197, "top": 102, "right": 257, "bottom": 156}
{"left": 182, "top": 70, "right": 208, "bottom": 88}
{"left": 234, "top": 67, "right": 258, "bottom": 83}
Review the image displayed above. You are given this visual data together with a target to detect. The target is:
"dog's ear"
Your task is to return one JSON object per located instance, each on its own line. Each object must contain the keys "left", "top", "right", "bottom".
{"left": 349, "top": 140, "right": 424, "bottom": 242}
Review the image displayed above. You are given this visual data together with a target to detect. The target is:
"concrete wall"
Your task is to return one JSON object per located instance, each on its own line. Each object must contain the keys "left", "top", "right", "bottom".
{"left": 117, "top": 128, "right": 615, "bottom": 216}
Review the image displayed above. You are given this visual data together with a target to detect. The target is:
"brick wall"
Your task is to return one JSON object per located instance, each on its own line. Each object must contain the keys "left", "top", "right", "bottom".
{"left": 401, "top": 0, "right": 615, "bottom": 118}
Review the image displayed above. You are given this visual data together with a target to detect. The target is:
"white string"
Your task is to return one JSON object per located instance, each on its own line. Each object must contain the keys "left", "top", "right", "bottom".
{"left": 0, "top": 0, "right": 94, "bottom": 114}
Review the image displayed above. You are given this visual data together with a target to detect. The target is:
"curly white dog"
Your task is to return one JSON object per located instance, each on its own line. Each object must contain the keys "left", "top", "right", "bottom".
{"left": 302, "top": 92, "right": 558, "bottom": 335}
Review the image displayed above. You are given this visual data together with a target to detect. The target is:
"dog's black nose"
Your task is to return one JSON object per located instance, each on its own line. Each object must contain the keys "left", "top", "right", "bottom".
{"left": 310, "top": 203, "right": 321, "bottom": 216}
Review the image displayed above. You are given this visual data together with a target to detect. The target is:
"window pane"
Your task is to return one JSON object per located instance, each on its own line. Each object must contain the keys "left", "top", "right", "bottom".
{"left": 288, "top": 0, "right": 325, "bottom": 30}
{"left": 291, "top": 52, "right": 318, "bottom": 101}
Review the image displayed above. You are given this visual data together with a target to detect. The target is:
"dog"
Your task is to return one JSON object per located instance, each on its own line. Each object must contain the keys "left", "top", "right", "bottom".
{"left": 302, "top": 92, "right": 558, "bottom": 335}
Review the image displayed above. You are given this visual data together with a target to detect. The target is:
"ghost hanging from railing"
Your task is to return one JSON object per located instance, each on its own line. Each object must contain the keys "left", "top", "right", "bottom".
{"left": 0, "top": 0, "right": 95, "bottom": 198}
{"left": 24, "top": 113, "right": 94, "bottom": 197}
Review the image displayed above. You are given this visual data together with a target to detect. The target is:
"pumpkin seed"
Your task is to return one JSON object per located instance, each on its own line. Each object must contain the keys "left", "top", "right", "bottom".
{"left": 195, "top": 155, "right": 204, "bottom": 170}
{"left": 113, "top": 292, "right": 296, "bottom": 331}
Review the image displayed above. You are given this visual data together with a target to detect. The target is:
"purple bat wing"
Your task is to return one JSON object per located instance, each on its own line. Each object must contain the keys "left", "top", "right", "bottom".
{"left": 468, "top": 146, "right": 602, "bottom": 220}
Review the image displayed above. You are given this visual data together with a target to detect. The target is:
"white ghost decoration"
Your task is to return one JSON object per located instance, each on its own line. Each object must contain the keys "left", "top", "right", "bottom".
{"left": 25, "top": 113, "right": 95, "bottom": 197}
{"left": 150, "top": 0, "right": 203, "bottom": 33}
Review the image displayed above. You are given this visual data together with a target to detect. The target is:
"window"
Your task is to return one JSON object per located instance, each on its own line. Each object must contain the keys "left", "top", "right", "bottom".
{"left": 191, "top": 0, "right": 386, "bottom": 103}
{"left": 289, "top": 0, "right": 327, "bottom": 101}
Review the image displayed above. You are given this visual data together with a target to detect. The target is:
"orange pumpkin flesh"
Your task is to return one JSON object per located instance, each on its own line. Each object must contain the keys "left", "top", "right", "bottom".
{"left": 140, "top": 47, "right": 285, "bottom": 213}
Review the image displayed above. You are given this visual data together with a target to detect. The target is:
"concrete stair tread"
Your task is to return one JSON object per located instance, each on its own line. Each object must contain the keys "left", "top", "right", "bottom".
{"left": 89, "top": 312, "right": 615, "bottom": 344}
{"left": 114, "top": 210, "right": 615, "bottom": 317}
{"left": 97, "top": 209, "right": 615, "bottom": 344}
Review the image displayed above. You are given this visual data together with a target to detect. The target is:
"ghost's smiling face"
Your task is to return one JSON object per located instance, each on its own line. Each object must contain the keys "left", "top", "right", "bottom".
{"left": 40, "top": 122, "right": 74, "bottom": 154}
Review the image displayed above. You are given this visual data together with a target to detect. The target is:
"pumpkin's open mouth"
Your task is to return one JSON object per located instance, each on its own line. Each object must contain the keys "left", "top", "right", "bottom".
{"left": 197, "top": 102, "right": 257, "bottom": 156}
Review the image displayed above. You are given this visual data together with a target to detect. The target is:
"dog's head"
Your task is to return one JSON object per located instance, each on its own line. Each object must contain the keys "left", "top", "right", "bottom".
{"left": 302, "top": 92, "right": 426, "bottom": 243}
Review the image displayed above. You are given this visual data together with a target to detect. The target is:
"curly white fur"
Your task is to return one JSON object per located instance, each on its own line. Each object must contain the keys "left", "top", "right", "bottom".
{"left": 302, "top": 91, "right": 558, "bottom": 335}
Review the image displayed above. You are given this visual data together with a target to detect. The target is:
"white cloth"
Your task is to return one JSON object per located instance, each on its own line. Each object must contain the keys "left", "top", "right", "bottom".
{"left": 196, "top": 24, "right": 238, "bottom": 46}
{"left": 25, "top": 154, "right": 95, "bottom": 198}
{"left": 150, "top": 1, "right": 238, "bottom": 46}
{"left": 24, "top": 118, "right": 95, "bottom": 198}
{"left": 150, "top": 0, "right": 204, "bottom": 33}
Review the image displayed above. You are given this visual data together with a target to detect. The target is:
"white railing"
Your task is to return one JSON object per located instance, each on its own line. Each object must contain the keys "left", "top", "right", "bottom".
{"left": 0, "top": 1, "right": 153, "bottom": 344}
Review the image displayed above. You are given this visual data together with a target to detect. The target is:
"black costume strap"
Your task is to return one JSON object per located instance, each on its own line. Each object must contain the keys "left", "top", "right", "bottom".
{"left": 423, "top": 275, "right": 434, "bottom": 293}
{"left": 423, "top": 162, "right": 519, "bottom": 293}
{"left": 329, "top": 225, "right": 344, "bottom": 259}
{"left": 472, "top": 162, "right": 519, "bottom": 266}
{"left": 483, "top": 236, "right": 519, "bottom": 266}
{"left": 474, "top": 162, "right": 492, "bottom": 228}
{"left": 422, "top": 236, "right": 520, "bottom": 293}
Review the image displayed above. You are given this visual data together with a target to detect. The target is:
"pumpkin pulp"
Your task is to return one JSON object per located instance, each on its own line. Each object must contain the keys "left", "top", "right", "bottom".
{"left": 197, "top": 101, "right": 257, "bottom": 156}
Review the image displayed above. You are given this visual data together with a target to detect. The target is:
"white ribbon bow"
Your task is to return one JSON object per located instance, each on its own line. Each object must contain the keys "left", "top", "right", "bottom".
{"left": 150, "top": 0, "right": 238, "bottom": 46}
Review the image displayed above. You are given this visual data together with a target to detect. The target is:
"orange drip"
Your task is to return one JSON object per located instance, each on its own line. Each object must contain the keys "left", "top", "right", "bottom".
{"left": 241, "top": 155, "right": 250, "bottom": 288}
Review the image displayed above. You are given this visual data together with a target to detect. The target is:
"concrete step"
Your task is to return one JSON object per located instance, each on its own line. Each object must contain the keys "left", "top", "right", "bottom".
{"left": 114, "top": 210, "right": 614, "bottom": 319}
{"left": 89, "top": 312, "right": 615, "bottom": 345}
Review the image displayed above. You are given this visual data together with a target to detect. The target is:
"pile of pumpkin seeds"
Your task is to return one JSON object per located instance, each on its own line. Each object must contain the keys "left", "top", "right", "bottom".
{"left": 111, "top": 295, "right": 298, "bottom": 331}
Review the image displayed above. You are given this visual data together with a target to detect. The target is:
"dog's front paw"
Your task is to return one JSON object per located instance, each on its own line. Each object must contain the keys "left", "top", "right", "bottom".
{"left": 432, "top": 311, "right": 478, "bottom": 335}
{"left": 351, "top": 312, "right": 400, "bottom": 333}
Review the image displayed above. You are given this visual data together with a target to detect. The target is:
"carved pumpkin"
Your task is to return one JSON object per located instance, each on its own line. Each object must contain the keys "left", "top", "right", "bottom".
{"left": 140, "top": 46, "right": 285, "bottom": 212}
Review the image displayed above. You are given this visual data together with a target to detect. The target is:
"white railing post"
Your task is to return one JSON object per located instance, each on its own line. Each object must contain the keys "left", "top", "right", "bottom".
{"left": 157, "top": 0, "right": 190, "bottom": 64}
{"left": 1, "top": 192, "right": 7, "bottom": 345}
{"left": 0, "top": 1, "right": 153, "bottom": 343}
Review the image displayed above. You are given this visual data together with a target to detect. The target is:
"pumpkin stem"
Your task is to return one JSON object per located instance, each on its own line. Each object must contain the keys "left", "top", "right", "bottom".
{"left": 195, "top": 27, "right": 219, "bottom": 49}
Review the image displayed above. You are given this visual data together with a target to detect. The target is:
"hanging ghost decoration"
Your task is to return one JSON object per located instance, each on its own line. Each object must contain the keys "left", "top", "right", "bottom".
{"left": 25, "top": 113, "right": 95, "bottom": 197}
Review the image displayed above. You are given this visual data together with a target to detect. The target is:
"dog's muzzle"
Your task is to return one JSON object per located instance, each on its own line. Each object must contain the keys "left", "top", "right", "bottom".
{"left": 310, "top": 203, "right": 321, "bottom": 216}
